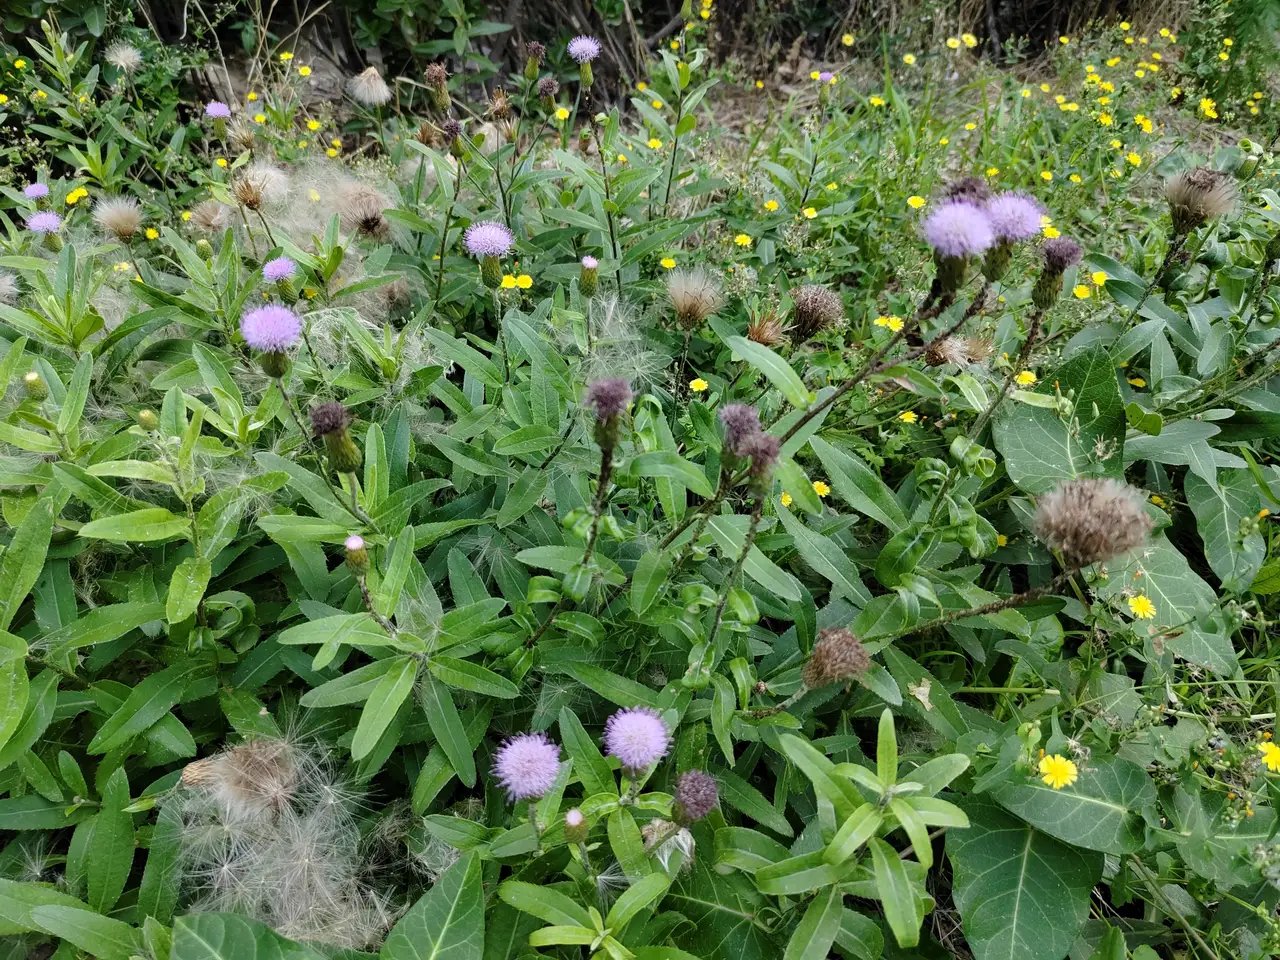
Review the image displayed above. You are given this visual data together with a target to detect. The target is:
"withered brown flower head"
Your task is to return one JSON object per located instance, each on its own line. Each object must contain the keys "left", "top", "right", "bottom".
{"left": 337, "top": 183, "right": 391, "bottom": 240}
{"left": 925, "top": 334, "right": 993, "bottom": 368}
{"left": 665, "top": 268, "right": 724, "bottom": 329}
{"left": 746, "top": 310, "right": 788, "bottom": 348}
{"left": 790, "top": 285, "right": 843, "bottom": 340}
{"left": 1034, "top": 477, "right": 1152, "bottom": 567}
{"left": 802, "top": 627, "right": 871, "bottom": 689}
{"left": 1164, "top": 166, "right": 1237, "bottom": 235}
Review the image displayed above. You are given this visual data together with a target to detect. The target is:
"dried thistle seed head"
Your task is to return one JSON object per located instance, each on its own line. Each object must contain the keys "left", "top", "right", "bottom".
{"left": 789, "top": 284, "right": 843, "bottom": 340}
{"left": 92, "top": 196, "right": 144, "bottom": 242}
{"left": 347, "top": 66, "right": 392, "bottom": 107}
{"left": 673, "top": 770, "right": 718, "bottom": 824}
{"left": 232, "top": 171, "right": 266, "bottom": 210}
{"left": 925, "top": 334, "right": 993, "bottom": 368}
{"left": 441, "top": 118, "right": 462, "bottom": 144}
{"left": 943, "top": 176, "right": 993, "bottom": 204}
{"left": 802, "top": 627, "right": 871, "bottom": 689}
{"left": 665, "top": 268, "right": 724, "bottom": 329}
{"left": 425, "top": 63, "right": 448, "bottom": 89}
{"left": 181, "top": 738, "right": 300, "bottom": 822}
{"left": 1033, "top": 477, "right": 1152, "bottom": 566}
{"left": 228, "top": 121, "right": 257, "bottom": 152}
{"left": 746, "top": 310, "right": 788, "bottom": 347}
{"left": 104, "top": 41, "right": 143, "bottom": 74}
{"left": 310, "top": 401, "right": 352, "bottom": 437}
{"left": 0, "top": 271, "right": 18, "bottom": 304}
{"left": 1165, "top": 166, "right": 1237, "bottom": 235}
{"left": 488, "top": 87, "right": 512, "bottom": 120}
{"left": 189, "top": 199, "right": 232, "bottom": 234}
{"left": 337, "top": 183, "right": 391, "bottom": 240}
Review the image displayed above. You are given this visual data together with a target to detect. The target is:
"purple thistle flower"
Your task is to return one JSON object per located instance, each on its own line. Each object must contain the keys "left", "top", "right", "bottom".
{"left": 493, "top": 732, "right": 561, "bottom": 801}
{"left": 581, "top": 255, "right": 598, "bottom": 269}
{"left": 463, "top": 220, "right": 515, "bottom": 258}
{"left": 604, "top": 707, "right": 670, "bottom": 772}
{"left": 921, "top": 200, "right": 994, "bottom": 257}
{"left": 344, "top": 534, "right": 365, "bottom": 551}
{"left": 586, "top": 378, "right": 633, "bottom": 421}
{"left": 262, "top": 256, "right": 297, "bottom": 283}
{"left": 25, "top": 212, "right": 61, "bottom": 234}
{"left": 205, "top": 101, "right": 232, "bottom": 119}
{"left": 240, "top": 304, "right": 302, "bottom": 352}
{"left": 674, "top": 770, "right": 719, "bottom": 824}
{"left": 818, "top": 71, "right": 834, "bottom": 84}
{"left": 983, "top": 192, "right": 1045, "bottom": 243}
{"left": 1042, "top": 236, "right": 1083, "bottom": 272}
{"left": 719, "top": 403, "right": 761, "bottom": 457}
{"left": 567, "top": 36, "right": 602, "bottom": 64}
{"left": 23, "top": 183, "right": 49, "bottom": 200}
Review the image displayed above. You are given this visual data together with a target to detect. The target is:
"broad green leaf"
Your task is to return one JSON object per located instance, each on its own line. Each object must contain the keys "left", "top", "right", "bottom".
{"left": 775, "top": 507, "right": 869, "bottom": 604}
{"left": 1185, "top": 470, "right": 1265, "bottom": 594}
{"left": 559, "top": 706, "right": 615, "bottom": 797}
{"left": 668, "top": 857, "right": 780, "bottom": 960}
{"left": 782, "top": 886, "right": 843, "bottom": 960}
{"left": 171, "top": 913, "right": 326, "bottom": 959}
{"left": 606, "top": 871, "right": 670, "bottom": 929}
{"left": 868, "top": 837, "right": 920, "bottom": 948}
{"left": 419, "top": 674, "right": 476, "bottom": 787}
{"left": 725, "top": 336, "right": 811, "bottom": 409}
{"left": 88, "top": 660, "right": 205, "bottom": 754}
{"left": 948, "top": 797, "right": 1101, "bottom": 960}
{"left": 1166, "top": 785, "right": 1278, "bottom": 891}
{"left": 167, "top": 556, "right": 211, "bottom": 623}
{"left": 706, "top": 515, "right": 803, "bottom": 601}
{"left": 428, "top": 656, "right": 519, "bottom": 699}
{"left": 632, "top": 450, "right": 713, "bottom": 498}
{"left": 552, "top": 661, "right": 661, "bottom": 708}
{"left": 381, "top": 853, "right": 484, "bottom": 960}
{"left": 45, "top": 602, "right": 164, "bottom": 652}
{"left": 0, "top": 494, "right": 56, "bottom": 631}
{"left": 79, "top": 507, "right": 191, "bottom": 543}
{"left": 55, "top": 352, "right": 94, "bottom": 435}
{"left": 876, "top": 708, "right": 898, "bottom": 785}
{"left": 823, "top": 804, "right": 882, "bottom": 865}
{"left": 630, "top": 548, "right": 672, "bottom": 615}
{"left": 352, "top": 655, "right": 417, "bottom": 760}
{"left": 716, "top": 768, "right": 794, "bottom": 837}
{"left": 28, "top": 905, "right": 143, "bottom": 960}
{"left": 809, "top": 437, "right": 906, "bottom": 531}
{"left": 498, "top": 880, "right": 593, "bottom": 928}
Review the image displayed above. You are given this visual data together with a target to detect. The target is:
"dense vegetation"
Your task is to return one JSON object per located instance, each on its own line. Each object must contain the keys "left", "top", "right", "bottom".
{"left": 2, "top": 3, "right": 1280, "bottom": 959}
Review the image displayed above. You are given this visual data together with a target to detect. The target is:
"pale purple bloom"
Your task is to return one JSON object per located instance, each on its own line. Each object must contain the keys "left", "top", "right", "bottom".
{"left": 240, "top": 304, "right": 302, "bottom": 352}
{"left": 1043, "top": 236, "right": 1083, "bottom": 272}
{"left": 25, "top": 211, "right": 61, "bottom": 234}
{"left": 581, "top": 255, "right": 598, "bottom": 269}
{"left": 493, "top": 732, "right": 561, "bottom": 801}
{"left": 345, "top": 534, "right": 365, "bottom": 551}
{"left": 922, "top": 200, "right": 994, "bottom": 257}
{"left": 719, "top": 403, "right": 761, "bottom": 456}
{"left": 263, "top": 256, "right": 297, "bottom": 283}
{"left": 205, "top": 101, "right": 231, "bottom": 119}
{"left": 983, "top": 192, "right": 1045, "bottom": 243}
{"left": 818, "top": 71, "right": 834, "bottom": 84}
{"left": 604, "top": 707, "right": 669, "bottom": 772}
{"left": 23, "top": 183, "right": 49, "bottom": 199}
{"left": 586, "top": 378, "right": 632, "bottom": 420}
{"left": 463, "top": 220, "right": 514, "bottom": 258}
{"left": 567, "top": 36, "right": 602, "bottom": 64}
{"left": 565, "top": 808, "right": 585, "bottom": 828}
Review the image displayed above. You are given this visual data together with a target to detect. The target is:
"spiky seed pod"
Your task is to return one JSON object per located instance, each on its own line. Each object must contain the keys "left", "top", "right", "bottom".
{"left": 1165, "top": 166, "right": 1237, "bottom": 236}
{"left": 790, "top": 285, "right": 843, "bottom": 340}
{"left": 746, "top": 310, "right": 788, "bottom": 347}
{"left": 425, "top": 63, "right": 451, "bottom": 112}
{"left": 232, "top": 172, "right": 266, "bottom": 211}
{"left": 488, "top": 87, "right": 512, "bottom": 121}
{"left": 586, "top": 378, "right": 633, "bottom": 450}
{"left": 742, "top": 431, "right": 780, "bottom": 496}
{"left": 802, "top": 627, "right": 871, "bottom": 689}
{"left": 311, "top": 402, "right": 362, "bottom": 474}
{"left": 665, "top": 268, "right": 724, "bottom": 329}
{"left": 347, "top": 66, "right": 392, "bottom": 107}
{"left": 1033, "top": 477, "right": 1152, "bottom": 567}
{"left": 189, "top": 199, "right": 232, "bottom": 234}
{"left": 337, "top": 185, "right": 391, "bottom": 241}
{"left": 673, "top": 771, "right": 718, "bottom": 825}
{"left": 228, "top": 121, "right": 257, "bottom": 153}
{"left": 93, "top": 196, "right": 144, "bottom": 242}
{"left": 1033, "top": 237, "right": 1084, "bottom": 309}
{"left": 925, "top": 335, "right": 993, "bottom": 368}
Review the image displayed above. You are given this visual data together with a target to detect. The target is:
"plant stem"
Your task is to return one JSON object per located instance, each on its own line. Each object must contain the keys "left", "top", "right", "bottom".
{"left": 883, "top": 567, "right": 1080, "bottom": 641}
{"left": 697, "top": 495, "right": 764, "bottom": 672}
{"left": 433, "top": 156, "right": 467, "bottom": 308}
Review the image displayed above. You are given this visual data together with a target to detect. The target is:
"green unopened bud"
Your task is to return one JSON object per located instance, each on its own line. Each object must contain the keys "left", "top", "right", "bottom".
{"left": 43, "top": 233, "right": 63, "bottom": 253}
{"left": 275, "top": 277, "right": 297, "bottom": 303}
{"left": 137, "top": 408, "right": 159, "bottom": 431}
{"left": 480, "top": 254, "right": 503, "bottom": 289}
{"left": 258, "top": 350, "right": 289, "bottom": 379}
{"left": 22, "top": 370, "right": 47, "bottom": 400}
{"left": 1032, "top": 270, "right": 1065, "bottom": 310}
{"left": 195, "top": 238, "right": 214, "bottom": 259}
{"left": 324, "top": 430, "right": 363, "bottom": 474}
{"left": 935, "top": 252, "right": 968, "bottom": 297}
{"left": 345, "top": 534, "right": 369, "bottom": 573}
{"left": 981, "top": 241, "right": 1013, "bottom": 283}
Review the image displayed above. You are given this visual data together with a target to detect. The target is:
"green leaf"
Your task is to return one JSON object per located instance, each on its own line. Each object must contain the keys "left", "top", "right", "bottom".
{"left": 552, "top": 660, "right": 661, "bottom": 708}
{"left": 706, "top": 515, "right": 803, "bottom": 601}
{"left": 717, "top": 769, "right": 794, "bottom": 837}
{"left": 606, "top": 871, "right": 670, "bottom": 929}
{"left": 28, "top": 905, "right": 143, "bottom": 960}
{"left": 868, "top": 837, "right": 920, "bottom": 948}
{"left": 782, "top": 886, "right": 843, "bottom": 960}
{"left": 668, "top": 857, "right": 780, "bottom": 960}
{"left": 809, "top": 437, "right": 906, "bottom": 531}
{"left": 498, "top": 880, "right": 593, "bottom": 928}
{"left": 419, "top": 674, "right": 476, "bottom": 787}
{"left": 631, "top": 548, "right": 672, "bottom": 615}
{"left": 725, "top": 336, "right": 812, "bottom": 409}
{"left": 167, "top": 556, "right": 211, "bottom": 623}
{"left": 632, "top": 450, "right": 714, "bottom": 497}
{"left": 948, "top": 797, "right": 1101, "bottom": 960}
{"left": 823, "top": 804, "right": 882, "bottom": 865}
{"left": 874, "top": 524, "right": 936, "bottom": 589}
{"left": 171, "top": 913, "right": 326, "bottom": 959}
{"left": 56, "top": 352, "right": 94, "bottom": 435}
{"left": 1185, "top": 470, "right": 1265, "bottom": 594}
{"left": 428, "top": 656, "right": 519, "bottom": 699}
{"left": 876, "top": 708, "right": 898, "bottom": 784}
{"left": 352, "top": 655, "right": 417, "bottom": 760}
{"left": 45, "top": 602, "right": 164, "bottom": 652}
{"left": 79, "top": 507, "right": 191, "bottom": 543}
{"left": 775, "top": 507, "right": 868, "bottom": 603}
{"left": 88, "top": 659, "right": 205, "bottom": 754}
{"left": 992, "top": 347, "right": 1125, "bottom": 494}
{"left": 559, "top": 706, "right": 615, "bottom": 798}
{"left": 381, "top": 852, "right": 484, "bottom": 960}
{"left": 0, "top": 494, "right": 56, "bottom": 631}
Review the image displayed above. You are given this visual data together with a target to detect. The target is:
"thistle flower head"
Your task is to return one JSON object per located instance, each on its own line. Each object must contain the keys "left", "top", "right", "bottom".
{"left": 190, "top": 200, "right": 232, "bottom": 233}
{"left": 1033, "top": 477, "right": 1152, "bottom": 566}
{"left": 1042, "top": 236, "right": 1083, "bottom": 273}
{"left": 263, "top": 256, "right": 297, "bottom": 283}
{"left": 581, "top": 255, "right": 598, "bottom": 269}
{"left": 818, "top": 70, "right": 835, "bottom": 84}
{"left": 673, "top": 771, "right": 719, "bottom": 824}
{"left": 984, "top": 192, "right": 1045, "bottom": 242}
{"left": 567, "top": 36, "right": 602, "bottom": 63}
{"left": 1165, "top": 166, "right": 1237, "bottom": 234}
{"left": 525, "top": 41, "right": 546, "bottom": 64}
{"left": 943, "top": 176, "right": 993, "bottom": 204}
{"left": 344, "top": 534, "right": 365, "bottom": 551}
{"left": 425, "top": 63, "right": 448, "bottom": 88}
{"left": 742, "top": 431, "right": 781, "bottom": 478}
{"left": 604, "top": 707, "right": 670, "bottom": 772}
{"left": 719, "top": 403, "right": 762, "bottom": 457}
{"left": 790, "top": 284, "right": 843, "bottom": 339}
{"left": 463, "top": 220, "right": 514, "bottom": 258}
{"left": 493, "top": 732, "right": 561, "bottom": 801}
{"left": 25, "top": 211, "right": 61, "bottom": 234}
{"left": 241, "top": 304, "right": 302, "bottom": 352}
{"left": 441, "top": 118, "right": 462, "bottom": 144}
{"left": 22, "top": 183, "right": 48, "bottom": 199}
{"left": 310, "top": 401, "right": 352, "bottom": 437}
{"left": 180, "top": 738, "right": 300, "bottom": 823}
{"left": 104, "top": 41, "right": 143, "bottom": 74}
{"left": 336, "top": 183, "right": 391, "bottom": 240}
{"left": 665, "top": 267, "right": 723, "bottom": 328}
{"left": 537, "top": 76, "right": 560, "bottom": 99}
{"left": 802, "top": 627, "right": 871, "bottom": 689}
{"left": 586, "top": 378, "right": 633, "bottom": 421}
{"left": 347, "top": 66, "right": 392, "bottom": 107}
{"left": 204, "top": 100, "right": 231, "bottom": 119}
{"left": 92, "top": 196, "right": 144, "bottom": 242}
{"left": 922, "top": 200, "right": 994, "bottom": 257}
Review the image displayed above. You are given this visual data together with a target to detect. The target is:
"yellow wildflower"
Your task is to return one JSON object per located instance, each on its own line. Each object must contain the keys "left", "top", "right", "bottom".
{"left": 660, "top": 257, "right": 676, "bottom": 269}
{"left": 780, "top": 491, "right": 793, "bottom": 507}
{"left": 898, "top": 411, "right": 918, "bottom": 424}
{"left": 1040, "top": 171, "right": 1053, "bottom": 182}
{"left": 734, "top": 233, "right": 752, "bottom": 248}
{"left": 1039, "top": 754, "right": 1078, "bottom": 789}
{"left": 907, "top": 195, "right": 926, "bottom": 209}
{"left": 1091, "top": 271, "right": 1107, "bottom": 286}
{"left": 326, "top": 148, "right": 339, "bottom": 158}
{"left": 802, "top": 207, "right": 817, "bottom": 219}
{"left": 764, "top": 199, "right": 779, "bottom": 212}
{"left": 689, "top": 378, "right": 709, "bottom": 393}
{"left": 500, "top": 274, "right": 517, "bottom": 289}
{"left": 1258, "top": 742, "right": 1280, "bottom": 774}
{"left": 299, "top": 66, "right": 312, "bottom": 77}
{"left": 647, "top": 137, "right": 663, "bottom": 149}
{"left": 869, "top": 95, "right": 886, "bottom": 107}
{"left": 1128, "top": 594, "right": 1156, "bottom": 619}
{"left": 946, "top": 37, "right": 960, "bottom": 50}
{"left": 651, "top": 99, "right": 664, "bottom": 109}
{"left": 1126, "top": 152, "right": 1142, "bottom": 167}
{"left": 996, "top": 533, "right": 1008, "bottom": 547}
{"left": 1073, "top": 284, "right": 1091, "bottom": 299}
{"left": 842, "top": 34, "right": 854, "bottom": 47}
{"left": 902, "top": 54, "right": 916, "bottom": 66}
{"left": 555, "top": 107, "right": 570, "bottom": 121}
{"left": 961, "top": 33, "right": 978, "bottom": 48}
{"left": 144, "top": 227, "right": 159, "bottom": 241}
{"left": 1015, "top": 370, "right": 1037, "bottom": 386}
{"left": 812, "top": 480, "right": 831, "bottom": 497}
{"left": 307, "top": 119, "right": 321, "bottom": 131}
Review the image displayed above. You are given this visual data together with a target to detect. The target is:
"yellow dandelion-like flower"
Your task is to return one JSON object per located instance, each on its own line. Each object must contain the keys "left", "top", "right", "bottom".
{"left": 812, "top": 480, "right": 831, "bottom": 497}
{"left": 946, "top": 37, "right": 960, "bottom": 50}
{"left": 500, "top": 274, "right": 517, "bottom": 290}
{"left": 996, "top": 533, "right": 1008, "bottom": 547}
{"left": 810, "top": 71, "right": 821, "bottom": 81}
{"left": 898, "top": 411, "right": 918, "bottom": 424}
{"left": 1039, "top": 754, "right": 1078, "bottom": 789}
{"left": 1040, "top": 171, "right": 1053, "bottom": 182}
{"left": 660, "top": 257, "right": 676, "bottom": 270}
{"left": 780, "top": 491, "right": 794, "bottom": 507}
{"left": 1054, "top": 94, "right": 1066, "bottom": 104}
{"left": 1199, "top": 97, "right": 1218, "bottom": 119}
{"left": 1069, "top": 174, "right": 1082, "bottom": 184}
{"left": 754, "top": 80, "right": 764, "bottom": 90}
{"left": 307, "top": 119, "right": 321, "bottom": 131}
{"left": 802, "top": 206, "right": 817, "bottom": 219}
{"left": 555, "top": 107, "right": 570, "bottom": 121}
{"left": 215, "top": 158, "right": 228, "bottom": 168}
{"left": 874, "top": 315, "right": 905, "bottom": 332}
{"left": 1058, "top": 35, "right": 1070, "bottom": 45}
{"left": 326, "top": 147, "right": 339, "bottom": 158}
{"left": 180, "top": 210, "right": 192, "bottom": 222}
{"left": 647, "top": 137, "right": 663, "bottom": 149}
{"left": 246, "top": 91, "right": 258, "bottom": 101}
{"left": 961, "top": 33, "right": 978, "bottom": 48}
{"left": 636, "top": 81, "right": 648, "bottom": 92}
{"left": 902, "top": 54, "right": 916, "bottom": 66}
{"left": 964, "top": 122, "right": 977, "bottom": 131}
{"left": 939, "top": 136, "right": 950, "bottom": 145}
{"left": 670, "top": 40, "right": 680, "bottom": 50}
{"left": 299, "top": 66, "right": 312, "bottom": 77}
{"left": 1039, "top": 83, "right": 1051, "bottom": 93}
{"left": 1043, "top": 225, "right": 1061, "bottom": 239}
{"left": 1128, "top": 594, "right": 1156, "bottom": 619}
{"left": 734, "top": 233, "right": 752, "bottom": 248}
{"left": 651, "top": 99, "right": 664, "bottom": 109}
{"left": 689, "top": 378, "right": 709, "bottom": 393}
{"left": 253, "top": 112, "right": 266, "bottom": 124}
{"left": 842, "top": 33, "right": 854, "bottom": 47}
{"left": 869, "top": 95, "right": 886, "bottom": 107}
{"left": 1258, "top": 742, "right": 1280, "bottom": 773}
{"left": 1091, "top": 271, "right": 1107, "bottom": 286}
{"left": 1098, "top": 112, "right": 1114, "bottom": 126}
{"left": 825, "top": 181, "right": 838, "bottom": 191}
{"left": 764, "top": 199, "right": 779, "bottom": 212}
{"left": 1126, "top": 152, "right": 1142, "bottom": 167}
{"left": 144, "top": 227, "right": 159, "bottom": 241}
{"left": 907, "top": 195, "right": 926, "bottom": 209}
{"left": 1128, "top": 377, "right": 1147, "bottom": 388}
{"left": 1072, "top": 284, "right": 1091, "bottom": 300}
{"left": 1223, "top": 38, "right": 1233, "bottom": 47}
{"left": 0, "top": 94, "right": 7, "bottom": 105}
{"left": 1015, "top": 370, "right": 1037, "bottom": 386}
{"left": 1020, "top": 88, "right": 1031, "bottom": 98}
{"left": 1150, "top": 494, "right": 1167, "bottom": 508}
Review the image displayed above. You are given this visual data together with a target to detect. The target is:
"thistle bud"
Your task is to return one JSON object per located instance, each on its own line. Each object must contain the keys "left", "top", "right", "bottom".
{"left": 564, "top": 807, "right": 588, "bottom": 844}
{"left": 802, "top": 627, "right": 870, "bottom": 689}
{"left": 523, "top": 41, "right": 545, "bottom": 82}
{"left": 425, "top": 63, "right": 450, "bottom": 113}
{"left": 579, "top": 255, "right": 599, "bottom": 297}
{"left": 1032, "top": 237, "right": 1083, "bottom": 310}
{"left": 195, "top": 238, "right": 214, "bottom": 259}
{"left": 673, "top": 770, "right": 718, "bottom": 825}
{"left": 137, "top": 408, "right": 159, "bottom": 431}
{"left": 345, "top": 534, "right": 369, "bottom": 573}
{"left": 22, "top": 370, "right": 47, "bottom": 400}
{"left": 537, "top": 76, "right": 559, "bottom": 111}
{"left": 311, "top": 401, "right": 363, "bottom": 475}
{"left": 480, "top": 255, "right": 503, "bottom": 289}
{"left": 585, "top": 378, "right": 632, "bottom": 451}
